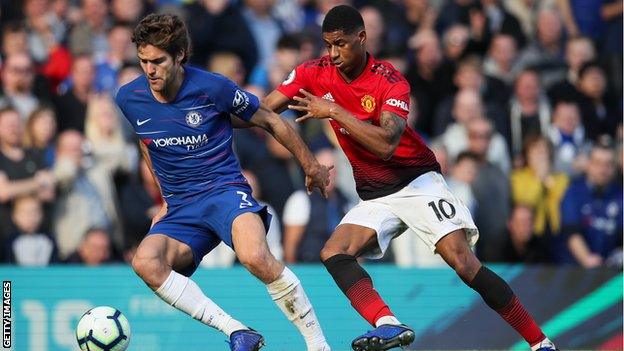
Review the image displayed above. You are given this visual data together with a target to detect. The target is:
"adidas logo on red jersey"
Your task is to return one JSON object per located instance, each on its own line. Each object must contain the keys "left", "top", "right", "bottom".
{"left": 322, "top": 92, "right": 335, "bottom": 102}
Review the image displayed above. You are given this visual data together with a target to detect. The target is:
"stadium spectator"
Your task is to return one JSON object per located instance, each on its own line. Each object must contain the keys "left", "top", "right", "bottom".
{"left": 22, "top": 0, "right": 72, "bottom": 92}
{"left": 5, "top": 195, "right": 56, "bottom": 266}
{"left": 483, "top": 33, "right": 520, "bottom": 86}
{"left": 360, "top": 6, "right": 385, "bottom": 56}
{"left": 249, "top": 34, "right": 302, "bottom": 94}
{"left": 23, "top": 106, "right": 57, "bottom": 167}
{"left": 467, "top": 117, "right": 511, "bottom": 262}
{"left": 437, "top": 0, "right": 486, "bottom": 38}
{"left": 207, "top": 52, "right": 246, "bottom": 87}
{"left": 503, "top": 205, "right": 547, "bottom": 263}
{"left": 0, "top": 107, "right": 54, "bottom": 252}
{"left": 1, "top": 22, "right": 29, "bottom": 57}
{"left": 437, "top": 24, "right": 472, "bottom": 96}
{"left": 68, "top": 0, "right": 110, "bottom": 58}
{"left": 110, "top": 0, "right": 145, "bottom": 25}
{"left": 511, "top": 136, "right": 568, "bottom": 238}
{"left": 436, "top": 89, "right": 511, "bottom": 174}
{"left": 430, "top": 142, "right": 450, "bottom": 176}
{"left": 94, "top": 23, "right": 136, "bottom": 94}
{"left": 0, "top": 52, "right": 40, "bottom": 120}
{"left": 406, "top": 29, "right": 445, "bottom": 135}
{"left": 506, "top": 70, "right": 551, "bottom": 158}
{"left": 433, "top": 56, "right": 509, "bottom": 137}
{"left": 548, "top": 36, "right": 596, "bottom": 105}
{"left": 242, "top": 0, "right": 283, "bottom": 71}
{"left": 547, "top": 101, "right": 589, "bottom": 176}
{"left": 282, "top": 148, "right": 350, "bottom": 263}
{"left": 184, "top": 0, "right": 258, "bottom": 75}
{"left": 441, "top": 24, "right": 471, "bottom": 65}
{"left": 53, "top": 55, "right": 95, "bottom": 132}
{"left": 516, "top": 7, "right": 566, "bottom": 89}
{"left": 562, "top": 143, "right": 623, "bottom": 267}
{"left": 447, "top": 151, "right": 479, "bottom": 214}
{"left": 115, "top": 63, "right": 142, "bottom": 91}
{"left": 52, "top": 130, "right": 123, "bottom": 260}
{"left": 480, "top": 0, "right": 527, "bottom": 49}
{"left": 600, "top": 0, "right": 623, "bottom": 98}
{"left": 401, "top": 0, "right": 437, "bottom": 35}
{"left": 574, "top": 61, "right": 620, "bottom": 141}
{"left": 503, "top": 0, "right": 546, "bottom": 41}
{"left": 84, "top": 94, "right": 136, "bottom": 175}
{"left": 64, "top": 227, "right": 117, "bottom": 265}
{"left": 116, "top": 156, "right": 160, "bottom": 248}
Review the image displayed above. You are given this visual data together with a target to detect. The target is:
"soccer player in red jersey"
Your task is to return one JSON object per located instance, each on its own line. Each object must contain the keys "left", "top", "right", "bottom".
{"left": 262, "top": 5, "right": 558, "bottom": 351}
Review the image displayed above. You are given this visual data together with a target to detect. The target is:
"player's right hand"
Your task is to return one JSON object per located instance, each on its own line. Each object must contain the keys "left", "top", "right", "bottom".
{"left": 305, "top": 163, "right": 334, "bottom": 198}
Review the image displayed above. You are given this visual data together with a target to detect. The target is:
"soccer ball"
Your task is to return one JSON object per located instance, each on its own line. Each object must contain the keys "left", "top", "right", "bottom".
{"left": 76, "top": 306, "right": 131, "bottom": 351}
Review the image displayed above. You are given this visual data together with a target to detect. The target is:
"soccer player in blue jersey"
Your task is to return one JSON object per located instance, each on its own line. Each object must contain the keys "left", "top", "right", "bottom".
{"left": 116, "top": 14, "right": 332, "bottom": 351}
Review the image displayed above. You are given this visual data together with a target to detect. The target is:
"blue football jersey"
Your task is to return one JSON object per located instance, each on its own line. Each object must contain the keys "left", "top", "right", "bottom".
{"left": 115, "top": 66, "right": 260, "bottom": 198}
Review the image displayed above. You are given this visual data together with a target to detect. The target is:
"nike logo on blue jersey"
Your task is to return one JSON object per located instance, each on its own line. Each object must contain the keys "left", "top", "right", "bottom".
{"left": 137, "top": 118, "right": 151, "bottom": 126}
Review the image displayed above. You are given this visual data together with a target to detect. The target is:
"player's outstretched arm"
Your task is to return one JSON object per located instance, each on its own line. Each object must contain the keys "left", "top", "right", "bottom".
{"left": 231, "top": 91, "right": 292, "bottom": 129}
{"left": 290, "top": 89, "right": 406, "bottom": 160}
{"left": 263, "top": 90, "right": 292, "bottom": 113}
{"left": 248, "top": 103, "right": 333, "bottom": 197}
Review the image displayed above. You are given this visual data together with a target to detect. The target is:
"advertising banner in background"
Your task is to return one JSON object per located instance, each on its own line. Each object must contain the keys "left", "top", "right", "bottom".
{"left": 1, "top": 265, "right": 622, "bottom": 351}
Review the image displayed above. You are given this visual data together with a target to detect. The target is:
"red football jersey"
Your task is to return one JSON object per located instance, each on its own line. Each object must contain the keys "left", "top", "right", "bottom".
{"left": 278, "top": 54, "right": 440, "bottom": 200}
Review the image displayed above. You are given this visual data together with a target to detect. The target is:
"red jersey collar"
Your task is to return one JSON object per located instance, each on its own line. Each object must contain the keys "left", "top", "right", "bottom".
{"left": 335, "top": 52, "right": 373, "bottom": 85}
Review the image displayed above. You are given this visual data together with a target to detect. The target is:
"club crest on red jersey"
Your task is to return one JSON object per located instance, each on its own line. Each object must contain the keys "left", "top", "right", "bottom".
{"left": 361, "top": 95, "right": 375, "bottom": 113}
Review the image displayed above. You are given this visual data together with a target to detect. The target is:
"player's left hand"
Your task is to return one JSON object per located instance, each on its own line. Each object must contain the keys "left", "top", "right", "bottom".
{"left": 289, "top": 89, "right": 334, "bottom": 122}
{"left": 305, "top": 163, "right": 334, "bottom": 198}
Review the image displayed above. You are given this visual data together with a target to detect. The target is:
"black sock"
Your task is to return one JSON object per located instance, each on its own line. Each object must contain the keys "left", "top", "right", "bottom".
{"left": 322, "top": 254, "right": 370, "bottom": 294}
{"left": 467, "top": 266, "right": 514, "bottom": 310}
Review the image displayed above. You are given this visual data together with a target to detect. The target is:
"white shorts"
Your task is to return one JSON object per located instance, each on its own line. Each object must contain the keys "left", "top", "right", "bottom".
{"left": 339, "top": 172, "right": 479, "bottom": 259}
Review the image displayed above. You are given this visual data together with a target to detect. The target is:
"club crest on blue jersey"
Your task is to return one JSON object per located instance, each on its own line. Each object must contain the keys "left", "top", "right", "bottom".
{"left": 185, "top": 111, "right": 202, "bottom": 127}
{"left": 232, "top": 90, "right": 250, "bottom": 114}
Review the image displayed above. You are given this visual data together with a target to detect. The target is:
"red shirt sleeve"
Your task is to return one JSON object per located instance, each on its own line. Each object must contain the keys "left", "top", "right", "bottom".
{"left": 276, "top": 63, "right": 310, "bottom": 99}
{"left": 380, "top": 80, "right": 411, "bottom": 120}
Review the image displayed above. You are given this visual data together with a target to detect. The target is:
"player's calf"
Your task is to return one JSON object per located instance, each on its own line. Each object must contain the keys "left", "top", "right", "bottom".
{"left": 436, "top": 230, "right": 554, "bottom": 349}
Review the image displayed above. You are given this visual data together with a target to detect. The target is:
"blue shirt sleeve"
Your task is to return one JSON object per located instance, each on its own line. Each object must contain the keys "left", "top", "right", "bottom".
{"left": 213, "top": 75, "right": 260, "bottom": 121}
{"left": 561, "top": 184, "right": 582, "bottom": 235}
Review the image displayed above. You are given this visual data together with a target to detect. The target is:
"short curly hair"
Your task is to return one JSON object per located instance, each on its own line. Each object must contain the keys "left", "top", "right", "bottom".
{"left": 132, "top": 13, "right": 190, "bottom": 63}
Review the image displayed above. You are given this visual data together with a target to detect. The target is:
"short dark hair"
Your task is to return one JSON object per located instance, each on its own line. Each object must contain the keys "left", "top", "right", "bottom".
{"left": 322, "top": 5, "right": 364, "bottom": 35}
{"left": 578, "top": 60, "right": 603, "bottom": 79}
{"left": 132, "top": 13, "right": 190, "bottom": 63}
{"left": 277, "top": 34, "right": 300, "bottom": 50}
{"left": 455, "top": 151, "right": 480, "bottom": 164}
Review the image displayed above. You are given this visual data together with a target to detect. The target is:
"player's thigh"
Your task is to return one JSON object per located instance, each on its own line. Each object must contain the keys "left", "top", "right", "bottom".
{"left": 135, "top": 233, "right": 194, "bottom": 271}
{"left": 231, "top": 212, "right": 274, "bottom": 262}
{"left": 324, "top": 200, "right": 407, "bottom": 260}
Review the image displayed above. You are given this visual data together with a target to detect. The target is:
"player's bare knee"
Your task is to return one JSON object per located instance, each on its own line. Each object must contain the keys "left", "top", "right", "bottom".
{"left": 132, "top": 247, "right": 169, "bottom": 288}
{"left": 238, "top": 249, "right": 270, "bottom": 273}
{"left": 320, "top": 243, "right": 345, "bottom": 262}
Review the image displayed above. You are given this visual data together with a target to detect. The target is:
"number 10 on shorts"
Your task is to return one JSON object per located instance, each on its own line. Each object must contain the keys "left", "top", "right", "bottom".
{"left": 427, "top": 199, "right": 456, "bottom": 221}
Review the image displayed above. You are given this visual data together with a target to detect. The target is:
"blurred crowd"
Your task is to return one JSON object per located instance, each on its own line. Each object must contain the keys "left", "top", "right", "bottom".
{"left": 0, "top": 0, "right": 621, "bottom": 269}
